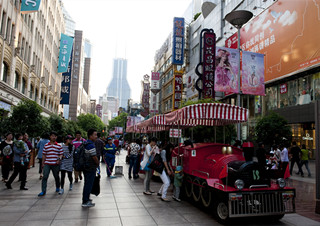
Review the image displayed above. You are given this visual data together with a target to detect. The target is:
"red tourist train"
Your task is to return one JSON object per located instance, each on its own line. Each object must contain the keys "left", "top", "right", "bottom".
{"left": 127, "top": 103, "right": 295, "bottom": 223}
{"left": 170, "top": 142, "right": 295, "bottom": 223}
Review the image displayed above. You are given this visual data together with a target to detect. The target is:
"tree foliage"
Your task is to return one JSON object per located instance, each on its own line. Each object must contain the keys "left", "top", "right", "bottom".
{"left": 255, "top": 111, "right": 292, "bottom": 147}
{"left": 107, "top": 112, "right": 128, "bottom": 132}
{"left": 77, "top": 113, "right": 105, "bottom": 133}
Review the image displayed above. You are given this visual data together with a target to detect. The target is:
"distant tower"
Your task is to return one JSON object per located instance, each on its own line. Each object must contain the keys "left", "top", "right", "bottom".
{"left": 107, "top": 58, "right": 131, "bottom": 109}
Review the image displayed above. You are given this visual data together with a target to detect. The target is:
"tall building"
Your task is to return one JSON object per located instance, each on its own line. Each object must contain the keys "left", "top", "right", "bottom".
{"left": 0, "top": 0, "right": 65, "bottom": 117}
{"left": 61, "top": 2, "right": 76, "bottom": 37}
{"left": 84, "top": 39, "right": 92, "bottom": 58}
{"left": 69, "top": 30, "right": 92, "bottom": 120}
{"left": 107, "top": 58, "right": 131, "bottom": 109}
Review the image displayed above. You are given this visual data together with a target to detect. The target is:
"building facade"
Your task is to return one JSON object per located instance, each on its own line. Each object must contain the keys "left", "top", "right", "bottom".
{"left": 107, "top": 58, "right": 131, "bottom": 109}
{"left": 0, "top": 0, "right": 65, "bottom": 117}
{"left": 68, "top": 30, "right": 91, "bottom": 120}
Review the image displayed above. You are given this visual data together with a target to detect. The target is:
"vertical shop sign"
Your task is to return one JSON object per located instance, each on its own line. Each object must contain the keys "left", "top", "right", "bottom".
{"left": 172, "top": 17, "right": 185, "bottom": 65}
{"left": 60, "top": 49, "right": 73, "bottom": 105}
{"left": 141, "top": 82, "right": 150, "bottom": 117}
{"left": 21, "top": 0, "right": 41, "bottom": 14}
{"left": 203, "top": 32, "right": 216, "bottom": 99}
{"left": 173, "top": 73, "right": 183, "bottom": 109}
{"left": 280, "top": 83, "right": 288, "bottom": 94}
{"left": 58, "top": 34, "right": 74, "bottom": 73}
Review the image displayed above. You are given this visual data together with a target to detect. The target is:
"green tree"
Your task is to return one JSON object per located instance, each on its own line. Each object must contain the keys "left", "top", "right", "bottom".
{"left": 48, "top": 114, "right": 67, "bottom": 137}
{"left": 65, "top": 120, "right": 86, "bottom": 138}
{"left": 8, "top": 99, "right": 47, "bottom": 137}
{"left": 77, "top": 113, "right": 105, "bottom": 133}
{"left": 107, "top": 112, "right": 128, "bottom": 132}
{"left": 255, "top": 112, "right": 292, "bottom": 148}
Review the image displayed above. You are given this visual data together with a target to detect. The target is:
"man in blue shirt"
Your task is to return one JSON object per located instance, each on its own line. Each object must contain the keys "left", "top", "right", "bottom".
{"left": 82, "top": 129, "right": 99, "bottom": 208}
{"left": 36, "top": 133, "right": 50, "bottom": 180}
{"left": 104, "top": 137, "right": 117, "bottom": 177}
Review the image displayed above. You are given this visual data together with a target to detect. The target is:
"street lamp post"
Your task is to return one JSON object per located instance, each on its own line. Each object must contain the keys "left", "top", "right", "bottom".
{"left": 225, "top": 10, "right": 253, "bottom": 141}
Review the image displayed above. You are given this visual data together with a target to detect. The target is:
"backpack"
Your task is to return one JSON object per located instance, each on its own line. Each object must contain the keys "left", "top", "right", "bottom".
{"left": 73, "top": 143, "right": 87, "bottom": 171}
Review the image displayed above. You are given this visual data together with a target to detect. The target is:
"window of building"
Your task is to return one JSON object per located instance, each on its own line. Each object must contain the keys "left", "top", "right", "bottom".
{"left": 29, "top": 84, "right": 33, "bottom": 99}
{"left": 14, "top": 71, "right": 20, "bottom": 89}
{"left": 1, "top": 62, "right": 9, "bottom": 83}
{"left": 40, "top": 93, "right": 43, "bottom": 105}
{"left": 0, "top": 11, "right": 7, "bottom": 37}
{"left": 22, "top": 77, "right": 26, "bottom": 94}
{"left": 298, "top": 76, "right": 311, "bottom": 105}
{"left": 6, "top": 17, "right": 11, "bottom": 42}
{"left": 35, "top": 88, "right": 38, "bottom": 101}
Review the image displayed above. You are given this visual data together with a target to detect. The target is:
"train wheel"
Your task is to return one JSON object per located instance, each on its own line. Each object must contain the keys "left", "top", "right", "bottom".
{"left": 184, "top": 176, "right": 193, "bottom": 198}
{"left": 200, "top": 182, "right": 212, "bottom": 208}
{"left": 215, "top": 201, "right": 230, "bottom": 224}
{"left": 192, "top": 178, "right": 201, "bottom": 202}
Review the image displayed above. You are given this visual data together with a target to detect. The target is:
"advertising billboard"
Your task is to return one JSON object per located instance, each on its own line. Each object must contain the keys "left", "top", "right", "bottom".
{"left": 173, "top": 73, "right": 183, "bottom": 109}
{"left": 60, "top": 49, "right": 73, "bottom": 105}
{"left": 238, "top": 0, "right": 320, "bottom": 82}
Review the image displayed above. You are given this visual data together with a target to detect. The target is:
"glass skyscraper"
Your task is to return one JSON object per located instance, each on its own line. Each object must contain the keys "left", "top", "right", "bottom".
{"left": 107, "top": 58, "right": 131, "bottom": 109}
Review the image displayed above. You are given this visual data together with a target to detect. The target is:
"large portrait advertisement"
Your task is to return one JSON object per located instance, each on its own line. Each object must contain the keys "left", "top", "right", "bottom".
{"left": 214, "top": 47, "right": 239, "bottom": 93}
{"left": 241, "top": 51, "right": 265, "bottom": 95}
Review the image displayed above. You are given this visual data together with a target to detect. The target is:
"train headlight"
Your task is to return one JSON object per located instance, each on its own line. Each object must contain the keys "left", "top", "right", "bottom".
{"left": 227, "top": 146, "right": 233, "bottom": 155}
{"left": 277, "top": 178, "right": 286, "bottom": 188}
{"left": 234, "top": 179, "right": 245, "bottom": 190}
{"left": 222, "top": 147, "right": 227, "bottom": 155}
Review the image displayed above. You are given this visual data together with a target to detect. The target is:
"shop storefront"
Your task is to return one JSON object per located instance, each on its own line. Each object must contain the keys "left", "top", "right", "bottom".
{"left": 291, "top": 123, "right": 315, "bottom": 159}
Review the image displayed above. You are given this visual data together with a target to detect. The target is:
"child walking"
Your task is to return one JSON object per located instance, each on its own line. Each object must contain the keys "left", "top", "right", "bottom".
{"left": 173, "top": 165, "right": 183, "bottom": 202}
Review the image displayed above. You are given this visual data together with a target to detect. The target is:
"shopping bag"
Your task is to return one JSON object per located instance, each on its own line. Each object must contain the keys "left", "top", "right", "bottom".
{"left": 91, "top": 173, "right": 100, "bottom": 196}
{"left": 148, "top": 153, "right": 164, "bottom": 173}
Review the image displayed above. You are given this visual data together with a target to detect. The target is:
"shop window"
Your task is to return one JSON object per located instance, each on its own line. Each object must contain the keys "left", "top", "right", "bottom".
{"left": 1, "top": 62, "right": 9, "bottom": 83}
{"left": 287, "top": 80, "right": 298, "bottom": 106}
{"left": 279, "top": 83, "right": 289, "bottom": 108}
{"left": 298, "top": 76, "right": 311, "bottom": 105}
{"left": 312, "top": 73, "right": 320, "bottom": 101}
{"left": 265, "top": 86, "right": 278, "bottom": 111}
{"left": 14, "top": 71, "right": 20, "bottom": 89}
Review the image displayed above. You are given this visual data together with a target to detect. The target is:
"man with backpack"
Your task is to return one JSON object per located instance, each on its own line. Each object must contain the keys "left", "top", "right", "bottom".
{"left": 82, "top": 129, "right": 99, "bottom": 208}
{"left": 72, "top": 131, "right": 86, "bottom": 183}
{"left": 38, "top": 131, "right": 63, "bottom": 196}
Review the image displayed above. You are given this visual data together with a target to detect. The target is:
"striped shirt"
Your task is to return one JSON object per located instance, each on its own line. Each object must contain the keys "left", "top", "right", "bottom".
{"left": 72, "top": 138, "right": 86, "bottom": 149}
{"left": 60, "top": 144, "right": 74, "bottom": 172}
{"left": 43, "top": 142, "right": 63, "bottom": 165}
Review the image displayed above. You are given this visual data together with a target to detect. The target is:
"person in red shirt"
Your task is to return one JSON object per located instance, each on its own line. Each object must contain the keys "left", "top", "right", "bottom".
{"left": 38, "top": 131, "right": 63, "bottom": 196}
{"left": 113, "top": 138, "right": 119, "bottom": 148}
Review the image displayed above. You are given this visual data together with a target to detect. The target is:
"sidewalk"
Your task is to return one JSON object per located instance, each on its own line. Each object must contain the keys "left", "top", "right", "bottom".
{"left": 0, "top": 153, "right": 319, "bottom": 226}
{"left": 290, "top": 160, "right": 316, "bottom": 184}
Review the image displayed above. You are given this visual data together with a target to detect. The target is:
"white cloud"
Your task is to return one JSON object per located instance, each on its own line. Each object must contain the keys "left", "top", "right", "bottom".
{"left": 262, "top": 20, "right": 272, "bottom": 30}
{"left": 251, "top": 12, "right": 268, "bottom": 33}
{"left": 279, "top": 10, "right": 298, "bottom": 26}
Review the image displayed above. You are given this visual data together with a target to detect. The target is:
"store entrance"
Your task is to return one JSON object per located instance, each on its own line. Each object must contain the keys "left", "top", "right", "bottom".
{"left": 291, "top": 123, "right": 315, "bottom": 159}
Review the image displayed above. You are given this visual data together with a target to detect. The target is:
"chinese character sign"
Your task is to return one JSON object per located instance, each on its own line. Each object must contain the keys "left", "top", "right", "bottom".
{"left": 214, "top": 47, "right": 239, "bottom": 94}
{"left": 173, "top": 73, "right": 183, "bottom": 109}
{"left": 280, "top": 83, "right": 287, "bottom": 94}
{"left": 203, "top": 32, "right": 216, "bottom": 99}
{"left": 21, "top": 0, "right": 41, "bottom": 14}
{"left": 241, "top": 51, "right": 265, "bottom": 96}
{"left": 141, "top": 82, "right": 150, "bottom": 117}
{"left": 169, "top": 129, "right": 182, "bottom": 138}
{"left": 172, "top": 17, "right": 185, "bottom": 65}
{"left": 151, "top": 72, "right": 160, "bottom": 91}
{"left": 60, "top": 49, "right": 73, "bottom": 105}
{"left": 58, "top": 34, "right": 74, "bottom": 73}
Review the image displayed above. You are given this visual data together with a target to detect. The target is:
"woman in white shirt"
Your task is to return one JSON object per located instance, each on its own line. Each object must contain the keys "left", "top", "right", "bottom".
{"left": 141, "top": 137, "right": 157, "bottom": 195}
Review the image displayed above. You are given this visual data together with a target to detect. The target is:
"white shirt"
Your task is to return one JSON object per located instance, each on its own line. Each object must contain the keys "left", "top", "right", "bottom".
{"left": 281, "top": 148, "right": 289, "bottom": 162}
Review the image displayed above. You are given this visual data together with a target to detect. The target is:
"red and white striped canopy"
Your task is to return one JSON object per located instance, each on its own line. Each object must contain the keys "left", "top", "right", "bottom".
{"left": 165, "top": 103, "right": 248, "bottom": 126}
{"left": 126, "top": 103, "right": 248, "bottom": 133}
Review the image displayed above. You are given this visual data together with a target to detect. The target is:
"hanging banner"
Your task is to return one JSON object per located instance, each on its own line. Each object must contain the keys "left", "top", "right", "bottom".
{"left": 151, "top": 72, "right": 160, "bottom": 93}
{"left": 172, "top": 17, "right": 185, "bottom": 65}
{"left": 173, "top": 73, "right": 183, "bottom": 109}
{"left": 141, "top": 82, "right": 150, "bottom": 117}
{"left": 126, "top": 116, "right": 142, "bottom": 128}
{"left": 202, "top": 32, "right": 216, "bottom": 99}
{"left": 60, "top": 49, "right": 73, "bottom": 105}
{"left": 241, "top": 51, "right": 265, "bottom": 96}
{"left": 58, "top": 34, "right": 74, "bottom": 73}
{"left": 214, "top": 47, "right": 239, "bottom": 93}
{"left": 21, "top": 0, "right": 41, "bottom": 14}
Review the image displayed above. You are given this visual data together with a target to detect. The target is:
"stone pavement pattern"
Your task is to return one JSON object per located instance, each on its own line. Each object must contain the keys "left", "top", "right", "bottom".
{"left": 0, "top": 153, "right": 319, "bottom": 226}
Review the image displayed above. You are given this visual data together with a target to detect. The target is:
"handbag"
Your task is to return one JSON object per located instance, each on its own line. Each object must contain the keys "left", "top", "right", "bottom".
{"left": 148, "top": 153, "right": 164, "bottom": 173}
{"left": 140, "top": 154, "right": 152, "bottom": 171}
{"left": 91, "top": 171, "right": 100, "bottom": 196}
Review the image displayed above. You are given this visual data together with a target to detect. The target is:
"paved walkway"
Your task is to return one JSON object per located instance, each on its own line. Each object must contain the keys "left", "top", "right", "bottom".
{"left": 0, "top": 153, "right": 319, "bottom": 226}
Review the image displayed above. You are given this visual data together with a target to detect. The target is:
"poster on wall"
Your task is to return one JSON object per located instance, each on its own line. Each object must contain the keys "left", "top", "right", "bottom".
{"left": 214, "top": 47, "right": 239, "bottom": 93}
{"left": 241, "top": 51, "right": 265, "bottom": 96}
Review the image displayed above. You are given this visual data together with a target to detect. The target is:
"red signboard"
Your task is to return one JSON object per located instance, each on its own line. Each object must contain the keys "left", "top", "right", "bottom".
{"left": 280, "top": 83, "right": 287, "bottom": 94}
{"left": 225, "top": 32, "right": 238, "bottom": 49}
{"left": 203, "top": 32, "right": 216, "bottom": 99}
{"left": 141, "top": 82, "right": 150, "bottom": 117}
{"left": 173, "top": 73, "right": 183, "bottom": 109}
